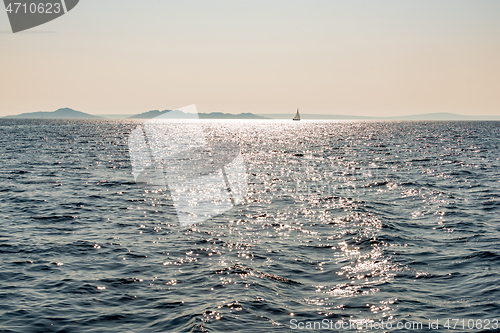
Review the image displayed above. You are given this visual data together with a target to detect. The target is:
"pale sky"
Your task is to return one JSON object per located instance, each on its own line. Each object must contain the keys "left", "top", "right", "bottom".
{"left": 1, "top": 0, "right": 499, "bottom": 116}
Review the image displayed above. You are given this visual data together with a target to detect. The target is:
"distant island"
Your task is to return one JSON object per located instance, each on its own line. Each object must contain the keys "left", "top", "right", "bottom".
{"left": 129, "top": 109, "right": 267, "bottom": 119}
{"left": 2, "top": 108, "right": 267, "bottom": 120}
{"left": 258, "top": 112, "right": 500, "bottom": 121}
{"left": 3, "top": 108, "right": 103, "bottom": 119}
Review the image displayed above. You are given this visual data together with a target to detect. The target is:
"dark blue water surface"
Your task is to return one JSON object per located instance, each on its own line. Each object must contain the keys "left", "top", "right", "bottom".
{"left": 1, "top": 119, "right": 499, "bottom": 332}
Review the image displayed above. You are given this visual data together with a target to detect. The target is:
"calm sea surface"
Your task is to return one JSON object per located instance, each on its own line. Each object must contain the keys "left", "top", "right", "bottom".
{"left": 1, "top": 119, "right": 499, "bottom": 332}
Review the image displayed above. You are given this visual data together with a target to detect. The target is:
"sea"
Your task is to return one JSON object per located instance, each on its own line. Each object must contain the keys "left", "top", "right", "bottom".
{"left": 1, "top": 119, "right": 499, "bottom": 332}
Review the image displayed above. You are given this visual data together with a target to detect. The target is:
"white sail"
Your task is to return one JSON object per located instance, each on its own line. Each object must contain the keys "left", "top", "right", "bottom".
{"left": 293, "top": 109, "right": 300, "bottom": 121}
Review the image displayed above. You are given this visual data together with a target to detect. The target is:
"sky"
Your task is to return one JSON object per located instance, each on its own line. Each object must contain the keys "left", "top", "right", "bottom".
{"left": 1, "top": 0, "right": 499, "bottom": 116}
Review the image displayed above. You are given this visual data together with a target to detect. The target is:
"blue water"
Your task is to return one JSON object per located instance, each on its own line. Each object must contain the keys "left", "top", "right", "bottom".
{"left": 1, "top": 119, "right": 499, "bottom": 332}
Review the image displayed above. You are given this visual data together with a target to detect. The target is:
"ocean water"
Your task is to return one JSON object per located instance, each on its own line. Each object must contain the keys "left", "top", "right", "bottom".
{"left": 1, "top": 119, "right": 499, "bottom": 332}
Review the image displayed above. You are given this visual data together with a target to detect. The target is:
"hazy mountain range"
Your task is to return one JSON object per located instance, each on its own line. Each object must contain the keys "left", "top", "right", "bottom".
{"left": 129, "top": 109, "right": 267, "bottom": 119}
{"left": 3, "top": 108, "right": 499, "bottom": 120}
{"left": 3, "top": 108, "right": 266, "bottom": 120}
{"left": 3, "top": 108, "right": 103, "bottom": 119}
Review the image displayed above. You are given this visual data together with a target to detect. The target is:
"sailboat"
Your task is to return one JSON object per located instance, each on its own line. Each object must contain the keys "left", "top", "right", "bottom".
{"left": 293, "top": 109, "right": 301, "bottom": 121}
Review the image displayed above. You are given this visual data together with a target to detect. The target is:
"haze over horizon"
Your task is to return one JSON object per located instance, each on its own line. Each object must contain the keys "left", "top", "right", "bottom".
{"left": 4, "top": 106, "right": 500, "bottom": 120}
{"left": 1, "top": 0, "right": 499, "bottom": 117}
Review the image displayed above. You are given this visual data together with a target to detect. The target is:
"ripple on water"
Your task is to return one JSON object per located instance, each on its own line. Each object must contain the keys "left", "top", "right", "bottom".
{"left": 0, "top": 119, "right": 500, "bottom": 331}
